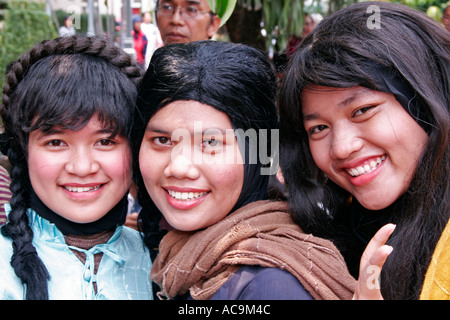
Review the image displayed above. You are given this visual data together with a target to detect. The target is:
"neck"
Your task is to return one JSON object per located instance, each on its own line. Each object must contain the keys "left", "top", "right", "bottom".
{"left": 29, "top": 190, "right": 128, "bottom": 235}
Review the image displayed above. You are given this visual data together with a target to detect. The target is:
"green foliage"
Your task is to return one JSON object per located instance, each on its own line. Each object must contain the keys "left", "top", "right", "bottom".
{"left": 0, "top": 0, "right": 57, "bottom": 100}
{"left": 208, "top": 0, "right": 237, "bottom": 26}
{"left": 229, "top": 0, "right": 448, "bottom": 52}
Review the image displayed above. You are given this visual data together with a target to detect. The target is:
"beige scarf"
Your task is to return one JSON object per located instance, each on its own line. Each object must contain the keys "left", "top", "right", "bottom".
{"left": 151, "top": 200, "right": 356, "bottom": 300}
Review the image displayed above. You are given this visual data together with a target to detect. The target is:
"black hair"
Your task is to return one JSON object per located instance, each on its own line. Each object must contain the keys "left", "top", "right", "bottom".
{"left": 0, "top": 35, "right": 143, "bottom": 299}
{"left": 131, "top": 40, "right": 278, "bottom": 258}
{"left": 279, "top": 2, "right": 449, "bottom": 299}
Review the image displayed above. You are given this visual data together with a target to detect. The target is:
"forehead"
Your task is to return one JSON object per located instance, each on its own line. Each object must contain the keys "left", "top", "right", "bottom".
{"left": 148, "top": 100, "right": 232, "bottom": 132}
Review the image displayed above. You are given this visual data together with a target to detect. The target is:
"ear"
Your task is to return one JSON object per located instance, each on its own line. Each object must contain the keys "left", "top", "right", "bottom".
{"left": 207, "top": 15, "right": 221, "bottom": 38}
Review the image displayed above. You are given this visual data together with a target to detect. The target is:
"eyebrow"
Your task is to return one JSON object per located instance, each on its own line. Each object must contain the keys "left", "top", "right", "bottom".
{"left": 302, "top": 87, "right": 372, "bottom": 121}
{"left": 303, "top": 112, "right": 319, "bottom": 122}
{"left": 145, "top": 124, "right": 228, "bottom": 136}
{"left": 145, "top": 125, "right": 170, "bottom": 135}
{"left": 37, "top": 126, "right": 115, "bottom": 138}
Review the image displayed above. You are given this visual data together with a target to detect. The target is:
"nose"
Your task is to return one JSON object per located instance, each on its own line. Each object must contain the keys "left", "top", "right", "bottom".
{"left": 170, "top": 7, "right": 185, "bottom": 24}
{"left": 164, "top": 150, "right": 200, "bottom": 180}
{"left": 65, "top": 149, "right": 100, "bottom": 177}
{"left": 330, "top": 125, "right": 363, "bottom": 160}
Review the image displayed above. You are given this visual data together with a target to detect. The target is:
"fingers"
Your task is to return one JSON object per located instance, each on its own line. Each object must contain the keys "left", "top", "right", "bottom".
{"left": 360, "top": 223, "right": 396, "bottom": 267}
{"left": 354, "top": 223, "right": 396, "bottom": 300}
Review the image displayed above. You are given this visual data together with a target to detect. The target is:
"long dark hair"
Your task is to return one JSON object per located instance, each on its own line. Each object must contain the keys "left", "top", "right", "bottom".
{"left": 279, "top": 2, "right": 449, "bottom": 299}
{"left": 131, "top": 40, "right": 278, "bottom": 258}
{"left": 0, "top": 35, "right": 143, "bottom": 299}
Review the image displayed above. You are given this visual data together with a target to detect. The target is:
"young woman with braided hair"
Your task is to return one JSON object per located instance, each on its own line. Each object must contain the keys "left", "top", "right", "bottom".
{"left": 0, "top": 35, "right": 153, "bottom": 300}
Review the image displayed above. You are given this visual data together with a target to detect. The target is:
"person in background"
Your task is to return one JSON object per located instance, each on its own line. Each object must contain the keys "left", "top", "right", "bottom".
{"left": 0, "top": 164, "right": 12, "bottom": 225}
{"left": 59, "top": 15, "right": 76, "bottom": 37}
{"left": 141, "top": 11, "right": 163, "bottom": 67}
{"left": 132, "top": 15, "right": 148, "bottom": 67}
{"left": 286, "top": 13, "right": 323, "bottom": 57}
{"left": 155, "top": 0, "right": 221, "bottom": 45}
{"left": 442, "top": 5, "right": 450, "bottom": 32}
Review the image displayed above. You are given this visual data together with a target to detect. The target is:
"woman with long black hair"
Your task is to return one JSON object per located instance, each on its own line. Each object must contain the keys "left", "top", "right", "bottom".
{"left": 279, "top": 2, "right": 449, "bottom": 300}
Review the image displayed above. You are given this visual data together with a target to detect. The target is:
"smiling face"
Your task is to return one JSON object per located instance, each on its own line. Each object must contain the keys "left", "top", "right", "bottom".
{"left": 301, "top": 86, "right": 428, "bottom": 210}
{"left": 139, "top": 100, "right": 244, "bottom": 231}
{"left": 27, "top": 116, "right": 132, "bottom": 223}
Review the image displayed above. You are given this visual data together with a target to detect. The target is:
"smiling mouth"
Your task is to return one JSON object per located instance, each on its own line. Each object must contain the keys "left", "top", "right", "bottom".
{"left": 63, "top": 185, "right": 103, "bottom": 193}
{"left": 167, "top": 190, "right": 209, "bottom": 201}
{"left": 346, "top": 155, "right": 386, "bottom": 177}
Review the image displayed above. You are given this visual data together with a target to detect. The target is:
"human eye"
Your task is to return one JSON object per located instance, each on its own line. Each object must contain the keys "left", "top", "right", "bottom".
{"left": 96, "top": 138, "right": 117, "bottom": 147}
{"left": 153, "top": 136, "right": 172, "bottom": 147}
{"left": 306, "top": 124, "right": 329, "bottom": 139}
{"left": 352, "top": 105, "right": 376, "bottom": 117}
{"left": 160, "top": 3, "right": 173, "bottom": 12}
{"left": 184, "top": 5, "right": 198, "bottom": 16}
{"left": 201, "top": 136, "right": 224, "bottom": 154}
{"left": 45, "top": 139, "right": 66, "bottom": 148}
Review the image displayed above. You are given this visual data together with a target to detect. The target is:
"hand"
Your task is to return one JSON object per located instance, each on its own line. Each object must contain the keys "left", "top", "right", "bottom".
{"left": 353, "top": 223, "right": 396, "bottom": 300}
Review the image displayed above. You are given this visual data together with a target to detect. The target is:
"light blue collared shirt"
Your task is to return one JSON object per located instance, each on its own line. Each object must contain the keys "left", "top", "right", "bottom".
{"left": 0, "top": 206, "right": 153, "bottom": 300}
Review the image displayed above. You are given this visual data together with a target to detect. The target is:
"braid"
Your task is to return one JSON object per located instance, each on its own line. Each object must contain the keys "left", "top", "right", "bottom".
{"left": 2, "top": 36, "right": 142, "bottom": 118}
{"left": 0, "top": 35, "right": 142, "bottom": 300}
{"left": 1, "top": 147, "right": 50, "bottom": 300}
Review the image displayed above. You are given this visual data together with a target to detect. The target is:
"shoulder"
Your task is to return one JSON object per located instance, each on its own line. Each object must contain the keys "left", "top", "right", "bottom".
{"left": 0, "top": 230, "right": 23, "bottom": 299}
{"left": 211, "top": 266, "right": 313, "bottom": 300}
{"left": 0, "top": 231, "right": 13, "bottom": 272}
{"left": 113, "top": 226, "right": 149, "bottom": 254}
{"left": 0, "top": 226, "right": 13, "bottom": 252}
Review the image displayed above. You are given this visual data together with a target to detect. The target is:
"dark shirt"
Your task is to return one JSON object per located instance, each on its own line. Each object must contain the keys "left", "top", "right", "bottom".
{"left": 210, "top": 266, "right": 313, "bottom": 300}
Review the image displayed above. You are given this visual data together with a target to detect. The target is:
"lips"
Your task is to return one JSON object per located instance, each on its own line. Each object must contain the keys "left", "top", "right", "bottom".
{"left": 164, "top": 187, "right": 209, "bottom": 210}
{"left": 62, "top": 183, "right": 104, "bottom": 194}
{"left": 346, "top": 155, "right": 386, "bottom": 177}
{"left": 165, "top": 32, "right": 187, "bottom": 43}
{"left": 167, "top": 189, "right": 209, "bottom": 201}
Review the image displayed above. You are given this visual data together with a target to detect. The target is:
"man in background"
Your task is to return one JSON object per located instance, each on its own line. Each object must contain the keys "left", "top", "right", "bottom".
{"left": 155, "top": 0, "right": 221, "bottom": 45}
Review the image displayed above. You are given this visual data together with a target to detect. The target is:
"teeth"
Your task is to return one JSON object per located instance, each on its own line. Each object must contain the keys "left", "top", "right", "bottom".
{"left": 64, "top": 185, "right": 101, "bottom": 192}
{"left": 347, "top": 155, "right": 386, "bottom": 177}
{"left": 167, "top": 190, "right": 208, "bottom": 201}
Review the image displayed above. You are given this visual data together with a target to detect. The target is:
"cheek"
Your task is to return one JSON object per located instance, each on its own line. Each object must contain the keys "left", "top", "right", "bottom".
{"left": 106, "top": 147, "right": 133, "bottom": 181}
{"left": 27, "top": 149, "right": 60, "bottom": 185}
{"left": 213, "top": 163, "right": 244, "bottom": 200}
{"left": 139, "top": 147, "right": 161, "bottom": 189}
{"left": 309, "top": 142, "right": 331, "bottom": 173}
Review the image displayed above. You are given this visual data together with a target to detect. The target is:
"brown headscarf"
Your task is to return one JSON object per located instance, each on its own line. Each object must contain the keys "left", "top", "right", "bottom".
{"left": 151, "top": 200, "right": 356, "bottom": 300}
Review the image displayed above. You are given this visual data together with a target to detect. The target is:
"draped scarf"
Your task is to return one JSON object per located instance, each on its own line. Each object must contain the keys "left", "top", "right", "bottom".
{"left": 151, "top": 200, "right": 356, "bottom": 300}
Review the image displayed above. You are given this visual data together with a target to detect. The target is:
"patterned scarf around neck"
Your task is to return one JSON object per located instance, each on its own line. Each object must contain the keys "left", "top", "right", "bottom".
{"left": 151, "top": 200, "right": 356, "bottom": 300}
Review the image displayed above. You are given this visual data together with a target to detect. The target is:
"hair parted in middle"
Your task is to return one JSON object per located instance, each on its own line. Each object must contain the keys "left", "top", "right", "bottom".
{"left": 132, "top": 40, "right": 278, "bottom": 256}
{"left": 0, "top": 35, "right": 144, "bottom": 300}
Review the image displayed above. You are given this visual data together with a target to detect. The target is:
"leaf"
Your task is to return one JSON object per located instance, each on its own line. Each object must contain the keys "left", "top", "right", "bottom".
{"left": 207, "top": 0, "right": 216, "bottom": 12}
{"left": 207, "top": 0, "right": 237, "bottom": 27}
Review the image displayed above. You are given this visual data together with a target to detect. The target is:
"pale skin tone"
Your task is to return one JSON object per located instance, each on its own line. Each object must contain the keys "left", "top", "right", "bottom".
{"left": 301, "top": 85, "right": 428, "bottom": 299}
{"left": 27, "top": 116, "right": 132, "bottom": 224}
{"left": 156, "top": 0, "right": 221, "bottom": 44}
{"left": 139, "top": 100, "right": 244, "bottom": 232}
